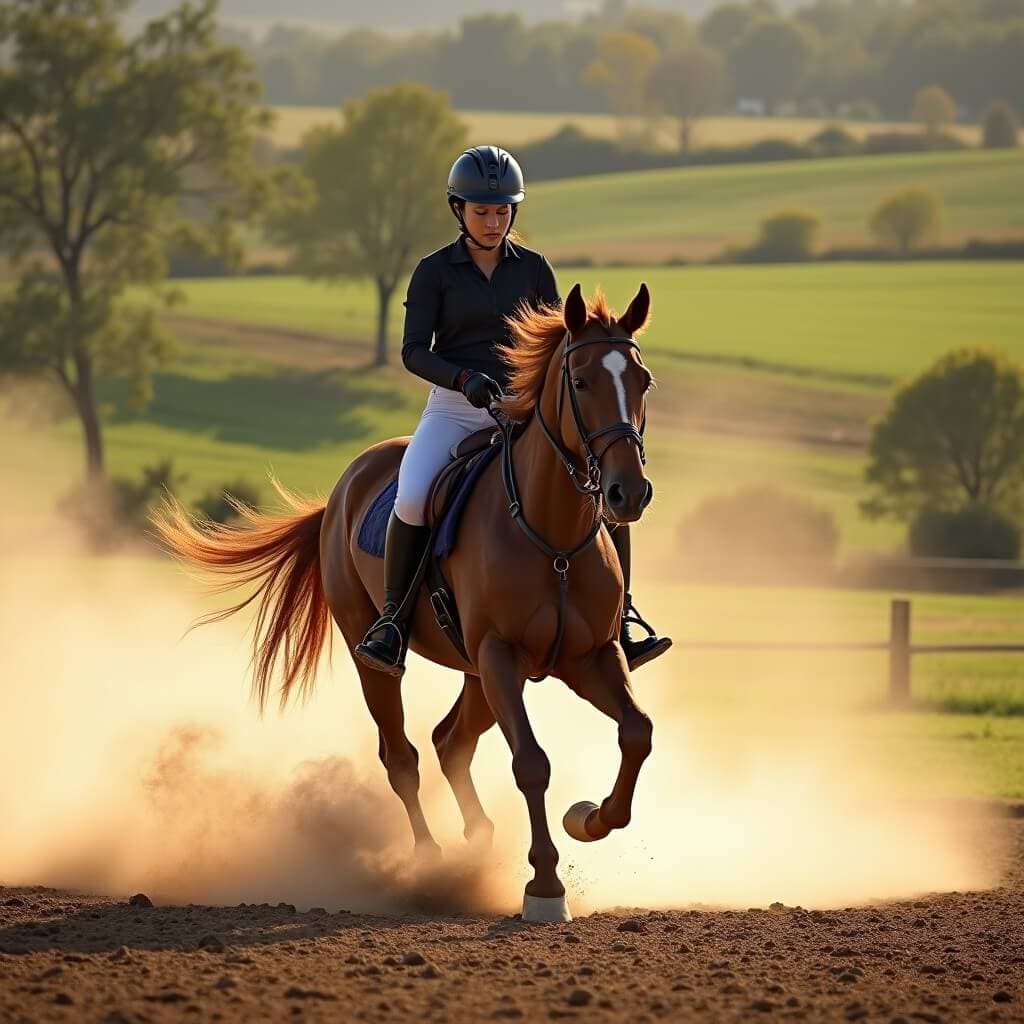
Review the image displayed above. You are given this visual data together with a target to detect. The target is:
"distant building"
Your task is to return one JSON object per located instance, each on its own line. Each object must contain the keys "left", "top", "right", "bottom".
{"left": 735, "top": 98, "right": 767, "bottom": 117}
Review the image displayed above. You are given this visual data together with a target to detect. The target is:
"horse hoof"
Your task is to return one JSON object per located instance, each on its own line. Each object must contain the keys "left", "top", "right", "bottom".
{"left": 522, "top": 892, "right": 572, "bottom": 923}
{"left": 563, "top": 800, "right": 601, "bottom": 842}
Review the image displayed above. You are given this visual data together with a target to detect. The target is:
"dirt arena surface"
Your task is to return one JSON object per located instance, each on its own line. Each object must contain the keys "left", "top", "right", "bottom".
{"left": 2, "top": 814, "right": 1023, "bottom": 1024}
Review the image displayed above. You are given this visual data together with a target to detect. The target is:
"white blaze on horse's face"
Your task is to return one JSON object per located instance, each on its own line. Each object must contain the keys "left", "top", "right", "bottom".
{"left": 600, "top": 349, "right": 631, "bottom": 423}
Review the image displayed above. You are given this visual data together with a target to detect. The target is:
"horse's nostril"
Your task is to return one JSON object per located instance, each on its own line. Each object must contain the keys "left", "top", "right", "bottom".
{"left": 607, "top": 482, "right": 625, "bottom": 506}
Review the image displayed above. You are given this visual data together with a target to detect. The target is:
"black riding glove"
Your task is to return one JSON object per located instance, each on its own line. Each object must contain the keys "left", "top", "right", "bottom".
{"left": 460, "top": 371, "right": 503, "bottom": 409}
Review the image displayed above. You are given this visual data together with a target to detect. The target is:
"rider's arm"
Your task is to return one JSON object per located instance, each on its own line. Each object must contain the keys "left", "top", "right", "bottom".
{"left": 401, "top": 258, "right": 465, "bottom": 390}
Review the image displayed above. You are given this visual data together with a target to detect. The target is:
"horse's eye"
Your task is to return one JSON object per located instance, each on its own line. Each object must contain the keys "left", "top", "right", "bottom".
{"left": 572, "top": 377, "right": 587, "bottom": 391}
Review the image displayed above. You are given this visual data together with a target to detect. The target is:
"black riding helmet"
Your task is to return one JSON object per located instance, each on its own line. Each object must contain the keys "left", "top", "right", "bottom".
{"left": 447, "top": 145, "right": 525, "bottom": 252}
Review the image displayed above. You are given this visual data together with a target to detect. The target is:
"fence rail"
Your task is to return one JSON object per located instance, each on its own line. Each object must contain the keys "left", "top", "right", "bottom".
{"left": 679, "top": 599, "right": 1024, "bottom": 703}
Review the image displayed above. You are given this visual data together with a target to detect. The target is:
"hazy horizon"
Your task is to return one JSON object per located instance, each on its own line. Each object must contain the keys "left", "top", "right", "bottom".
{"left": 128, "top": 0, "right": 808, "bottom": 35}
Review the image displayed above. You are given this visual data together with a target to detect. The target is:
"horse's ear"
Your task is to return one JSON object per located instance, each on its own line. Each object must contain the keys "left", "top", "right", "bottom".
{"left": 564, "top": 282, "right": 588, "bottom": 336}
{"left": 619, "top": 282, "right": 651, "bottom": 336}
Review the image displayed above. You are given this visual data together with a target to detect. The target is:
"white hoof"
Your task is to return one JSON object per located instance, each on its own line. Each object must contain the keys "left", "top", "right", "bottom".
{"left": 522, "top": 892, "right": 572, "bottom": 923}
{"left": 563, "top": 800, "right": 600, "bottom": 842}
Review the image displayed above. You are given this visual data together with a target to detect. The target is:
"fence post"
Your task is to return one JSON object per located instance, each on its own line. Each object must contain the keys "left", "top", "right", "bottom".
{"left": 888, "top": 598, "right": 911, "bottom": 705}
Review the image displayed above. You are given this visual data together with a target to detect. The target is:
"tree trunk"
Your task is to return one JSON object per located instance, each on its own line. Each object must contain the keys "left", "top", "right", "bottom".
{"left": 73, "top": 351, "right": 105, "bottom": 480}
{"left": 374, "top": 278, "right": 395, "bottom": 367}
{"left": 679, "top": 116, "right": 692, "bottom": 155}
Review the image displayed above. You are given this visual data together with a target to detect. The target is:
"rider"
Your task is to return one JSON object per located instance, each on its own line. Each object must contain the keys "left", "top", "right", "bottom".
{"left": 354, "top": 145, "right": 671, "bottom": 677}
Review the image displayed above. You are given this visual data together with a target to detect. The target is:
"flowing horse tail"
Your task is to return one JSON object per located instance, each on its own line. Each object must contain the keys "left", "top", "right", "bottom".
{"left": 151, "top": 477, "right": 329, "bottom": 713}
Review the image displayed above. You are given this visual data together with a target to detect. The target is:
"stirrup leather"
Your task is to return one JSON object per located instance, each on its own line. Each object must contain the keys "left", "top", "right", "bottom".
{"left": 622, "top": 598, "right": 657, "bottom": 640}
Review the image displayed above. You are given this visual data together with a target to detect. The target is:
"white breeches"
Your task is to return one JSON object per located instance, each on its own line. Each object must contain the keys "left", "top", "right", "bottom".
{"left": 394, "top": 386, "right": 495, "bottom": 526}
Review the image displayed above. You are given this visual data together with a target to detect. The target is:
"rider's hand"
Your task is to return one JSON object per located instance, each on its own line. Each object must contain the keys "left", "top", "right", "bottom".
{"left": 459, "top": 371, "right": 503, "bottom": 409}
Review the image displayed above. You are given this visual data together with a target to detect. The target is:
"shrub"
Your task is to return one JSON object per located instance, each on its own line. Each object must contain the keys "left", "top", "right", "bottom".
{"left": 982, "top": 99, "right": 1020, "bottom": 149}
{"left": 737, "top": 209, "right": 822, "bottom": 262}
{"left": 678, "top": 484, "right": 839, "bottom": 582}
{"left": 808, "top": 124, "right": 859, "bottom": 157}
{"left": 909, "top": 503, "right": 1021, "bottom": 560}
{"left": 58, "top": 459, "right": 188, "bottom": 550}
{"left": 868, "top": 187, "right": 943, "bottom": 255}
{"left": 193, "top": 479, "right": 263, "bottom": 525}
{"left": 861, "top": 130, "right": 966, "bottom": 155}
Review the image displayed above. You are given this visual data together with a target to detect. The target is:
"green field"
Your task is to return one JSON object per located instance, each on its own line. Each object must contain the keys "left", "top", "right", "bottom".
{"left": 520, "top": 149, "right": 1024, "bottom": 261}
{"left": 156, "top": 262, "right": 1024, "bottom": 384}
{"left": 243, "top": 149, "right": 1024, "bottom": 266}
{"left": 265, "top": 105, "right": 981, "bottom": 154}
{"left": 111, "top": 261, "right": 1024, "bottom": 557}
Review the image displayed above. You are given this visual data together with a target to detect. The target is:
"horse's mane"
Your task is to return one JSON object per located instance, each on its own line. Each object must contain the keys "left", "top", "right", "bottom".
{"left": 497, "top": 286, "right": 618, "bottom": 421}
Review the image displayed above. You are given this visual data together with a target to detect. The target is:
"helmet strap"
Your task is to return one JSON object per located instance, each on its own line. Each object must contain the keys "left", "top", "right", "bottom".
{"left": 449, "top": 198, "right": 518, "bottom": 253}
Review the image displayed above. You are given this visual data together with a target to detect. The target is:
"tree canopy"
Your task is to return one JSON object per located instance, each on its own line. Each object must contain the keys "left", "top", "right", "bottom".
{"left": 235, "top": 0, "right": 1023, "bottom": 121}
{"left": 868, "top": 188, "right": 943, "bottom": 255}
{"left": 0, "top": 0, "right": 283, "bottom": 479}
{"left": 270, "top": 83, "right": 467, "bottom": 366}
{"left": 862, "top": 349, "right": 1024, "bottom": 523}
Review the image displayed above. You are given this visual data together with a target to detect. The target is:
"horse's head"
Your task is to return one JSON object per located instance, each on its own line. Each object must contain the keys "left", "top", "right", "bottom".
{"left": 548, "top": 281, "right": 654, "bottom": 523}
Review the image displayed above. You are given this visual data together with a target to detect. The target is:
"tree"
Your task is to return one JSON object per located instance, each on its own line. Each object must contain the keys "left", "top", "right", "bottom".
{"left": 645, "top": 46, "right": 729, "bottom": 153}
{"left": 583, "top": 30, "right": 661, "bottom": 120}
{"left": 911, "top": 84, "right": 956, "bottom": 138}
{"left": 699, "top": 3, "right": 759, "bottom": 52}
{"left": 861, "top": 349, "right": 1024, "bottom": 523}
{"left": 0, "top": 0, "right": 279, "bottom": 481}
{"left": 982, "top": 99, "right": 1020, "bottom": 148}
{"left": 271, "top": 84, "right": 467, "bottom": 367}
{"left": 623, "top": 8, "right": 692, "bottom": 54}
{"left": 729, "top": 16, "right": 818, "bottom": 113}
{"left": 868, "top": 188, "right": 943, "bottom": 255}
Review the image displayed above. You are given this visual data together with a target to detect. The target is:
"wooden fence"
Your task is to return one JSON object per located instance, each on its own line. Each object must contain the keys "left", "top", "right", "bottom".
{"left": 681, "top": 599, "right": 1024, "bottom": 704}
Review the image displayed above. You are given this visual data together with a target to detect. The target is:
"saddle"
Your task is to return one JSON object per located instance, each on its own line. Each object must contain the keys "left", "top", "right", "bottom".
{"left": 358, "top": 420, "right": 523, "bottom": 665}
{"left": 425, "top": 425, "right": 502, "bottom": 529}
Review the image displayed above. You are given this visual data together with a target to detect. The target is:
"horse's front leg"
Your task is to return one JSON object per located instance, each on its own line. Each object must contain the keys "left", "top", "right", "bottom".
{"left": 477, "top": 633, "right": 570, "bottom": 922}
{"left": 563, "top": 641, "right": 653, "bottom": 842}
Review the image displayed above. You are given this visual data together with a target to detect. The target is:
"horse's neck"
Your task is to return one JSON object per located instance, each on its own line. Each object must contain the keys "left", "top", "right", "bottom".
{"left": 512, "top": 382, "right": 598, "bottom": 555}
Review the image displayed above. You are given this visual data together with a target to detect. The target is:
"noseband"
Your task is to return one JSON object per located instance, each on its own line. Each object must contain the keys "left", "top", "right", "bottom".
{"left": 535, "top": 331, "right": 647, "bottom": 495}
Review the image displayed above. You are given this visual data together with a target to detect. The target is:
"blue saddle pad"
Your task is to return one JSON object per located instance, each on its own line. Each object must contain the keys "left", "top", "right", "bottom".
{"left": 357, "top": 444, "right": 501, "bottom": 560}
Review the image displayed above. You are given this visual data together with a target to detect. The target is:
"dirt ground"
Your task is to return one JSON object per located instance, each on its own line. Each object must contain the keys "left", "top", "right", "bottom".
{"left": 2, "top": 815, "right": 1023, "bottom": 1024}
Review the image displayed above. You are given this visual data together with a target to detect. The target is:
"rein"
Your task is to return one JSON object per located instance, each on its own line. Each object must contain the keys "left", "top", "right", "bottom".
{"left": 489, "top": 330, "right": 646, "bottom": 680}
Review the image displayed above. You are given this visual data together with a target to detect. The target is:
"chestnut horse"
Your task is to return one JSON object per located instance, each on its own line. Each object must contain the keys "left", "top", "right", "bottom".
{"left": 154, "top": 282, "right": 657, "bottom": 922}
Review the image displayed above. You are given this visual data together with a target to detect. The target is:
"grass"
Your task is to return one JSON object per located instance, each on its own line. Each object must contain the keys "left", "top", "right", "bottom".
{"left": 110, "top": 261, "right": 1024, "bottom": 556}
{"left": 651, "top": 581, "right": 1024, "bottom": 796}
{"left": 265, "top": 105, "right": 981, "bottom": 153}
{"left": 519, "top": 149, "right": 1024, "bottom": 261}
{"left": 150, "top": 262, "right": 1024, "bottom": 385}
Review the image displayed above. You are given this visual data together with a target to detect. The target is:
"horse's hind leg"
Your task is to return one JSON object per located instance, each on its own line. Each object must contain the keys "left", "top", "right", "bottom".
{"left": 352, "top": 659, "right": 442, "bottom": 857}
{"left": 432, "top": 674, "right": 496, "bottom": 845}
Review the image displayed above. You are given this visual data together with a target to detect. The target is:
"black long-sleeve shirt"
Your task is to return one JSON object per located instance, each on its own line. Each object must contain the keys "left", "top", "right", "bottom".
{"left": 400, "top": 234, "right": 561, "bottom": 391}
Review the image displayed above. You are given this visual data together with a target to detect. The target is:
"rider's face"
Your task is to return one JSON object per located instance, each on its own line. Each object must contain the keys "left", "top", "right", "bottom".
{"left": 462, "top": 203, "right": 512, "bottom": 248}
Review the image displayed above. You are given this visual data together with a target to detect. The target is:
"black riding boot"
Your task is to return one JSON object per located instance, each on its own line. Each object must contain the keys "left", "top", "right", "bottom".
{"left": 354, "top": 512, "right": 431, "bottom": 677}
{"left": 610, "top": 525, "right": 672, "bottom": 671}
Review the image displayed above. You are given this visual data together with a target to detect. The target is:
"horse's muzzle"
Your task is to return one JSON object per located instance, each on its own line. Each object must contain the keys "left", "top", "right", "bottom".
{"left": 604, "top": 477, "right": 653, "bottom": 522}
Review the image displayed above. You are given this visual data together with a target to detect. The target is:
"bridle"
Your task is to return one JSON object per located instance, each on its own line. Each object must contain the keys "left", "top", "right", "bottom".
{"left": 489, "top": 329, "right": 649, "bottom": 680}
{"left": 534, "top": 330, "right": 648, "bottom": 494}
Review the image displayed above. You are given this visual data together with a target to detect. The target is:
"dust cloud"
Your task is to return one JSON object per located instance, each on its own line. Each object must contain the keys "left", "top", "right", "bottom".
{"left": 0, "top": 403, "right": 998, "bottom": 919}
